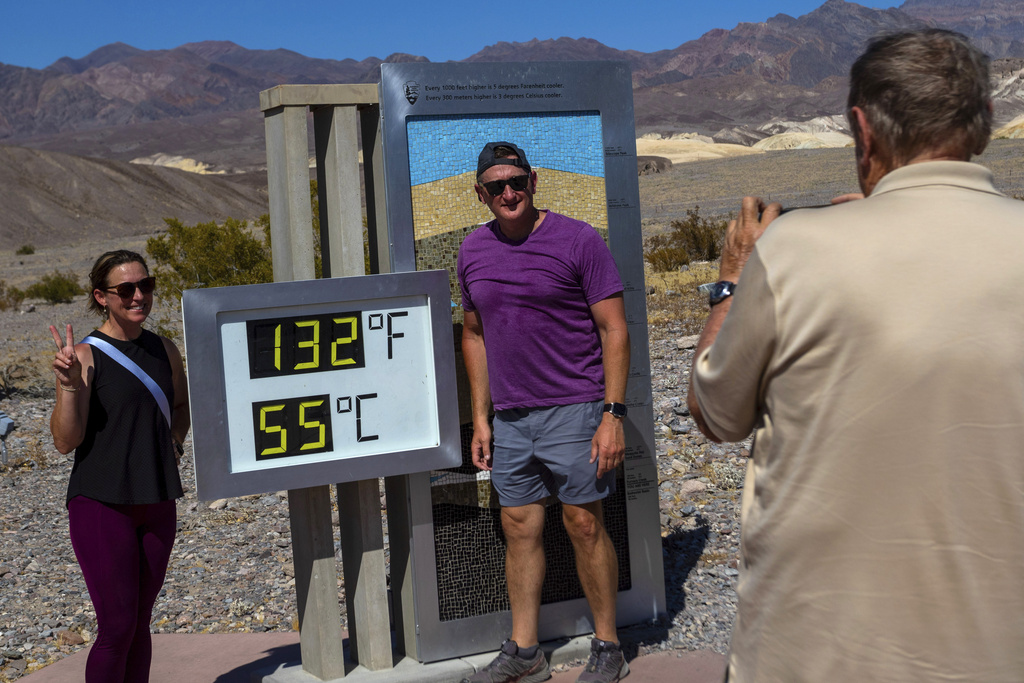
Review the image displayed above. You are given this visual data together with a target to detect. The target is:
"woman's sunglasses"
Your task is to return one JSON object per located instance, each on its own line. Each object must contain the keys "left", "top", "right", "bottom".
{"left": 103, "top": 276, "right": 156, "bottom": 299}
{"left": 481, "top": 174, "right": 530, "bottom": 196}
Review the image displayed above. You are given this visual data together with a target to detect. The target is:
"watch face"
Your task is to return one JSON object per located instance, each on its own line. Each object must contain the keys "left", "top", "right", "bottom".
{"left": 709, "top": 281, "right": 736, "bottom": 306}
{"left": 605, "top": 402, "right": 627, "bottom": 418}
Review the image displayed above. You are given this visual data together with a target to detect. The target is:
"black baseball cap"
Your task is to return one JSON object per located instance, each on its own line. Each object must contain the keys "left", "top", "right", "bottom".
{"left": 477, "top": 141, "right": 531, "bottom": 178}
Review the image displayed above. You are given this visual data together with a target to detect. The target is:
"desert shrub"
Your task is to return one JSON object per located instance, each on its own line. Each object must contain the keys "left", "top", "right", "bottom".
{"left": 145, "top": 214, "right": 277, "bottom": 345}
{"left": 0, "top": 281, "right": 25, "bottom": 311}
{"left": 0, "top": 357, "right": 23, "bottom": 398}
{"left": 0, "top": 354, "right": 50, "bottom": 400}
{"left": 147, "top": 179, "right": 374, "bottom": 306}
{"left": 24, "top": 270, "right": 84, "bottom": 304}
{"left": 146, "top": 215, "right": 276, "bottom": 300}
{"left": 644, "top": 234, "right": 690, "bottom": 273}
{"left": 145, "top": 180, "right": 360, "bottom": 302}
{"left": 15, "top": 244, "right": 34, "bottom": 255}
{"left": 644, "top": 206, "right": 728, "bottom": 272}
{"left": 645, "top": 262, "right": 720, "bottom": 335}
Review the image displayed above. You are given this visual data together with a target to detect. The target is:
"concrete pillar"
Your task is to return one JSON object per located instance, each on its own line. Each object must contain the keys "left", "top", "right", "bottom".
{"left": 313, "top": 105, "right": 365, "bottom": 279}
{"left": 288, "top": 486, "right": 347, "bottom": 680}
{"left": 360, "top": 104, "right": 391, "bottom": 275}
{"left": 264, "top": 105, "right": 315, "bottom": 282}
{"left": 335, "top": 479, "right": 393, "bottom": 670}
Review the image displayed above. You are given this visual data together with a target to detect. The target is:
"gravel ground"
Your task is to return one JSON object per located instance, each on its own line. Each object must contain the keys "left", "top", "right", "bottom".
{"left": 0, "top": 301, "right": 748, "bottom": 680}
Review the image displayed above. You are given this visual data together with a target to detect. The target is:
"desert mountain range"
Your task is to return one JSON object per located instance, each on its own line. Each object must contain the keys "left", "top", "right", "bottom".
{"left": 2, "top": 0, "right": 1024, "bottom": 250}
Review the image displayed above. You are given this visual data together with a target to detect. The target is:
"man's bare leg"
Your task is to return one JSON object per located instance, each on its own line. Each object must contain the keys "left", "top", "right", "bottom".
{"left": 502, "top": 502, "right": 546, "bottom": 647}
{"left": 563, "top": 500, "right": 618, "bottom": 643}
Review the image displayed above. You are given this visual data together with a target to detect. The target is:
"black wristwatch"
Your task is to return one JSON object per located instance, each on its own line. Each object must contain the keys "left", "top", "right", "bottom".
{"left": 708, "top": 280, "right": 737, "bottom": 307}
{"left": 603, "top": 402, "right": 627, "bottom": 419}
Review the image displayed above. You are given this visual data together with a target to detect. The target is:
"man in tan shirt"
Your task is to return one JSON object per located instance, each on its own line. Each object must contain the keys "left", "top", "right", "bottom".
{"left": 689, "top": 29, "right": 1024, "bottom": 682}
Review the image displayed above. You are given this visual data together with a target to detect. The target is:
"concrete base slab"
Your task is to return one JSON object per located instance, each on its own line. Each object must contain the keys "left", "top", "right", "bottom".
{"left": 258, "top": 635, "right": 594, "bottom": 683}
{"left": 257, "top": 654, "right": 473, "bottom": 683}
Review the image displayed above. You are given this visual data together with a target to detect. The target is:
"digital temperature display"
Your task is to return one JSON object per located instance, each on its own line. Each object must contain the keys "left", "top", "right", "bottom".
{"left": 252, "top": 394, "right": 333, "bottom": 460}
{"left": 247, "top": 312, "right": 365, "bottom": 379}
{"left": 182, "top": 271, "right": 460, "bottom": 501}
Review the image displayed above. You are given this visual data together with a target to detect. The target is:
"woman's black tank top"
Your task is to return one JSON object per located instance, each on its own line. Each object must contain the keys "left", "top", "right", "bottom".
{"left": 66, "top": 328, "right": 184, "bottom": 504}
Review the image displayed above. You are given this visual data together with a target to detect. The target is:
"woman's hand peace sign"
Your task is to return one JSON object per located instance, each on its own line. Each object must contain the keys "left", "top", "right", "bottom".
{"left": 50, "top": 324, "right": 82, "bottom": 391}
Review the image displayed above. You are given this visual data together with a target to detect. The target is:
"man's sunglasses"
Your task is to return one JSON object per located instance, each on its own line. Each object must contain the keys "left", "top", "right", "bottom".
{"left": 103, "top": 276, "right": 156, "bottom": 298}
{"left": 482, "top": 175, "right": 530, "bottom": 196}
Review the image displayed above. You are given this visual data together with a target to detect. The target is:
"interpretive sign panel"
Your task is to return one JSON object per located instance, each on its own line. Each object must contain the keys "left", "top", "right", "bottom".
{"left": 378, "top": 61, "right": 665, "bottom": 663}
{"left": 183, "top": 270, "right": 460, "bottom": 500}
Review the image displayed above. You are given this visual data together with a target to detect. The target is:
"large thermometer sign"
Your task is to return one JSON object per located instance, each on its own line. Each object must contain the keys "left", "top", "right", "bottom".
{"left": 182, "top": 270, "right": 460, "bottom": 500}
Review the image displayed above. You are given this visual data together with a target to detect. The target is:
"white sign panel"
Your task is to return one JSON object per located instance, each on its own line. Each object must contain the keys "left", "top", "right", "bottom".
{"left": 182, "top": 271, "right": 459, "bottom": 500}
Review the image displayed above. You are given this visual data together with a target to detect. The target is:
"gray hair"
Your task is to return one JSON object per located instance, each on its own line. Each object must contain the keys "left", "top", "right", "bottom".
{"left": 847, "top": 29, "right": 992, "bottom": 164}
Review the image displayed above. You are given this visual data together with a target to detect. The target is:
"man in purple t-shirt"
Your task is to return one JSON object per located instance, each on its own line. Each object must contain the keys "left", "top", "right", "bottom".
{"left": 457, "top": 142, "right": 630, "bottom": 683}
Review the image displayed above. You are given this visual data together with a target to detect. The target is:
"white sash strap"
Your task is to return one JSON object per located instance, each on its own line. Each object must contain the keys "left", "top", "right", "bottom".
{"left": 82, "top": 335, "right": 172, "bottom": 428}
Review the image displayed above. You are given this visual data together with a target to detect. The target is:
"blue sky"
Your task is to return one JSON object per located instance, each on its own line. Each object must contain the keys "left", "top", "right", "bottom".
{"left": 1, "top": 0, "right": 902, "bottom": 70}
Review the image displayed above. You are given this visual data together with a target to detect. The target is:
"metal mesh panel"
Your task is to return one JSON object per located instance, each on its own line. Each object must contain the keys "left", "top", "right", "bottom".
{"left": 430, "top": 424, "right": 631, "bottom": 622}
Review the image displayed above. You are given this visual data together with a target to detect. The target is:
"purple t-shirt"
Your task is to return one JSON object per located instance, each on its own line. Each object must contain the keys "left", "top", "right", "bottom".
{"left": 457, "top": 211, "right": 624, "bottom": 411}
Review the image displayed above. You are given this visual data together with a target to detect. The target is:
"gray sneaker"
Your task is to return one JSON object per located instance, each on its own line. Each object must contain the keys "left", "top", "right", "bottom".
{"left": 576, "top": 638, "right": 629, "bottom": 683}
{"left": 461, "top": 640, "right": 551, "bottom": 683}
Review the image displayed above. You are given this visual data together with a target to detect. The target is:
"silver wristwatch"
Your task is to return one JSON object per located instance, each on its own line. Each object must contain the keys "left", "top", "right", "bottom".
{"left": 707, "top": 280, "right": 737, "bottom": 307}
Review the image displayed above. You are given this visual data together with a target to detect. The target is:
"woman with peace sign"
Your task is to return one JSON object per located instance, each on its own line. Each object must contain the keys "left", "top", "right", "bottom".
{"left": 49, "top": 249, "right": 189, "bottom": 683}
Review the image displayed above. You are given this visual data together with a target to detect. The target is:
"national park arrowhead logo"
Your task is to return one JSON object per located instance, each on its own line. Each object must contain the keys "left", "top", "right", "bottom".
{"left": 404, "top": 81, "right": 420, "bottom": 105}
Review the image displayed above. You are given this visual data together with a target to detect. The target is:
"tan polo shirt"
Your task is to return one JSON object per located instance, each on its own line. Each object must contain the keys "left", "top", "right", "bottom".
{"left": 693, "top": 161, "right": 1024, "bottom": 682}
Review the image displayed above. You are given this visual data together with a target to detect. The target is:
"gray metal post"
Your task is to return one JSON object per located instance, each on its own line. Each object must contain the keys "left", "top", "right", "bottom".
{"left": 313, "top": 101, "right": 394, "bottom": 671}
{"left": 289, "top": 486, "right": 347, "bottom": 681}
{"left": 265, "top": 105, "right": 316, "bottom": 283}
{"left": 360, "top": 104, "right": 391, "bottom": 275}
{"left": 382, "top": 473, "right": 422, "bottom": 659}
{"left": 335, "top": 480, "right": 392, "bottom": 670}
{"left": 265, "top": 102, "right": 346, "bottom": 681}
{"left": 313, "top": 105, "right": 365, "bottom": 279}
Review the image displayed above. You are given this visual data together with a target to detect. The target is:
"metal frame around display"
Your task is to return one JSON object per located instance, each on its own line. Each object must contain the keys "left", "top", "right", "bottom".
{"left": 183, "top": 271, "right": 460, "bottom": 501}
{"left": 378, "top": 61, "right": 666, "bottom": 663}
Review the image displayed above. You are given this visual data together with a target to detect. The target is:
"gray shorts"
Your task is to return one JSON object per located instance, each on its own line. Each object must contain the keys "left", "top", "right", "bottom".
{"left": 491, "top": 400, "right": 616, "bottom": 507}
